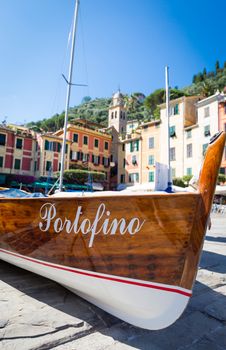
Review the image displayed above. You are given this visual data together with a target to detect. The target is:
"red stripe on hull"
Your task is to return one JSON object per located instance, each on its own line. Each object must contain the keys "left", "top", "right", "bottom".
{"left": 0, "top": 248, "right": 192, "bottom": 297}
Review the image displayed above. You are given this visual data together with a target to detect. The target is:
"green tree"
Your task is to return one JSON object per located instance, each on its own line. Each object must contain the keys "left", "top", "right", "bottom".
{"left": 192, "top": 75, "right": 197, "bottom": 84}
{"left": 215, "top": 60, "right": 220, "bottom": 74}
{"left": 203, "top": 68, "right": 207, "bottom": 78}
{"left": 81, "top": 96, "right": 92, "bottom": 104}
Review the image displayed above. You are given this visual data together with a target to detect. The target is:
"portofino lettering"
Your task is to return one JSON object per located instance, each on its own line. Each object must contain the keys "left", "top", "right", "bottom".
{"left": 39, "top": 203, "right": 145, "bottom": 248}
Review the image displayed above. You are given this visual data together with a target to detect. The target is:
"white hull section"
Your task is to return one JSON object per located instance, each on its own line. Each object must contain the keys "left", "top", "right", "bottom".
{"left": 0, "top": 248, "right": 191, "bottom": 330}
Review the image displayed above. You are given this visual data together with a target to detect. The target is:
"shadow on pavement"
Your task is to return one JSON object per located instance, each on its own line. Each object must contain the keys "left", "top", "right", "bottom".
{"left": 205, "top": 235, "right": 226, "bottom": 244}
{"left": 200, "top": 250, "right": 226, "bottom": 273}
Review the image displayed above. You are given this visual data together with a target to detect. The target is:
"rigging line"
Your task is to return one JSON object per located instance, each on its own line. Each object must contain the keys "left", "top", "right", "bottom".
{"left": 79, "top": 5, "right": 90, "bottom": 97}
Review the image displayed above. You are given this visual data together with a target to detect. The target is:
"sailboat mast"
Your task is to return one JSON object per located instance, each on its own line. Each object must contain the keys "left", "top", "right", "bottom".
{"left": 59, "top": 0, "right": 80, "bottom": 192}
{"left": 165, "top": 66, "right": 172, "bottom": 192}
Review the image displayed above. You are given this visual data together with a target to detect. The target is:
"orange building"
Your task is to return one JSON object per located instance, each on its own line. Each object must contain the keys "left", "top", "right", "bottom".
{"left": 55, "top": 119, "right": 112, "bottom": 187}
{"left": 218, "top": 98, "right": 226, "bottom": 174}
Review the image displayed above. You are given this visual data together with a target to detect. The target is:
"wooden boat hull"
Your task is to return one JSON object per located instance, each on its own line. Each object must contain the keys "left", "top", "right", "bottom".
{"left": 0, "top": 192, "right": 204, "bottom": 330}
{"left": 0, "top": 132, "right": 225, "bottom": 329}
{"left": 0, "top": 247, "right": 191, "bottom": 330}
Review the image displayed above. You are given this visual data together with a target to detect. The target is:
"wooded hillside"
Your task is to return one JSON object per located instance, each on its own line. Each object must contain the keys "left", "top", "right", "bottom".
{"left": 27, "top": 60, "right": 226, "bottom": 132}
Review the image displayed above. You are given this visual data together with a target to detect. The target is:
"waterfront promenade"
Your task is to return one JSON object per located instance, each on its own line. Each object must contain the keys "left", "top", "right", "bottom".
{"left": 0, "top": 213, "right": 226, "bottom": 350}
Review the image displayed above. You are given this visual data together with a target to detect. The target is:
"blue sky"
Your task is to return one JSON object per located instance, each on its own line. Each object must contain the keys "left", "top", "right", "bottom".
{"left": 0, "top": 0, "right": 225, "bottom": 124}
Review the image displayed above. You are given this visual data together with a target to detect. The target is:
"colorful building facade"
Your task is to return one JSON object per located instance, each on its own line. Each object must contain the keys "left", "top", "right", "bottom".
{"left": 159, "top": 96, "right": 200, "bottom": 178}
{"left": 34, "top": 133, "right": 70, "bottom": 178}
{"left": 55, "top": 119, "right": 112, "bottom": 187}
{"left": 0, "top": 125, "right": 36, "bottom": 184}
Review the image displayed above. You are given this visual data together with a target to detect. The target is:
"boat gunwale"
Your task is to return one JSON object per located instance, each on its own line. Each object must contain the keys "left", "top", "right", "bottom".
{"left": 0, "top": 191, "right": 201, "bottom": 202}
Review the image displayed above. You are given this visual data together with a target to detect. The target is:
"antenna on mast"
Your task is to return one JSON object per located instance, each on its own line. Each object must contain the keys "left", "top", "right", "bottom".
{"left": 165, "top": 66, "right": 173, "bottom": 193}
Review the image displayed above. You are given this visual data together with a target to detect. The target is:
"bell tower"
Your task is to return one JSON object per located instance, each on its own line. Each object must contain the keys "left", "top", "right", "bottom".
{"left": 108, "top": 90, "right": 127, "bottom": 134}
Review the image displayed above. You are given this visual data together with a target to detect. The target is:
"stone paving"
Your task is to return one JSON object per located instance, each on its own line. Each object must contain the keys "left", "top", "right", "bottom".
{"left": 0, "top": 213, "right": 226, "bottom": 350}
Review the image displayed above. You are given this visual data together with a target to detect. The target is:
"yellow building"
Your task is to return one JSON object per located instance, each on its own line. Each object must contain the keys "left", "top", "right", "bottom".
{"left": 35, "top": 133, "right": 70, "bottom": 178}
{"left": 120, "top": 131, "right": 142, "bottom": 184}
{"left": 139, "top": 120, "right": 161, "bottom": 184}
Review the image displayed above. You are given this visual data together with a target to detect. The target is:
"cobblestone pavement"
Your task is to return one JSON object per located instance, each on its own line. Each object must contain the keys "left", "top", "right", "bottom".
{"left": 0, "top": 213, "right": 226, "bottom": 350}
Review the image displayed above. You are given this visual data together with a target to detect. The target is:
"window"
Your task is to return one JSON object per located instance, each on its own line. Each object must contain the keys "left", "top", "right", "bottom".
{"left": 82, "top": 153, "right": 89, "bottom": 162}
{"left": 129, "top": 173, "right": 139, "bottom": 183}
{"left": 92, "top": 155, "right": 99, "bottom": 165}
{"left": 123, "top": 112, "right": 125, "bottom": 120}
{"left": 120, "top": 174, "right": 125, "bottom": 183}
{"left": 94, "top": 139, "right": 99, "bottom": 148}
{"left": 73, "top": 133, "right": 78, "bottom": 143}
{"left": 172, "top": 104, "right": 179, "bottom": 115}
{"left": 103, "top": 157, "right": 109, "bottom": 167}
{"left": 170, "top": 126, "right": 176, "bottom": 137}
{"left": 220, "top": 167, "right": 225, "bottom": 175}
{"left": 115, "top": 111, "right": 117, "bottom": 118}
{"left": 111, "top": 112, "right": 114, "bottom": 119}
{"left": 71, "top": 151, "right": 78, "bottom": 160}
{"left": 149, "top": 171, "right": 154, "bottom": 182}
{"left": 130, "top": 140, "right": 139, "bottom": 152}
{"left": 52, "top": 142, "right": 58, "bottom": 152}
{"left": 44, "top": 140, "right": 53, "bottom": 151}
{"left": 122, "top": 143, "right": 125, "bottom": 151}
{"left": 204, "top": 107, "right": 209, "bottom": 117}
{"left": 186, "top": 129, "right": 192, "bottom": 139}
{"left": 148, "top": 155, "right": 154, "bottom": 165}
{"left": 187, "top": 168, "right": 192, "bottom": 176}
{"left": 0, "top": 156, "right": 3, "bottom": 167}
{"left": 104, "top": 141, "right": 108, "bottom": 150}
{"left": 83, "top": 136, "right": 88, "bottom": 145}
{"left": 172, "top": 168, "right": 176, "bottom": 178}
{"left": 15, "top": 138, "right": 22, "bottom": 149}
{"left": 148, "top": 137, "right": 154, "bottom": 149}
{"left": 123, "top": 158, "right": 126, "bottom": 168}
{"left": 170, "top": 147, "right": 176, "bottom": 161}
{"left": 204, "top": 125, "right": 210, "bottom": 137}
{"left": 0, "top": 133, "right": 6, "bottom": 146}
{"left": 34, "top": 161, "right": 37, "bottom": 171}
{"left": 121, "top": 127, "right": 124, "bottom": 133}
{"left": 120, "top": 111, "right": 123, "bottom": 119}
{"left": 14, "top": 159, "right": 21, "bottom": 170}
{"left": 202, "top": 143, "right": 208, "bottom": 155}
{"left": 187, "top": 144, "right": 192, "bottom": 158}
{"left": 132, "top": 155, "right": 137, "bottom": 165}
{"left": 46, "top": 161, "right": 52, "bottom": 171}
{"left": 57, "top": 143, "right": 61, "bottom": 152}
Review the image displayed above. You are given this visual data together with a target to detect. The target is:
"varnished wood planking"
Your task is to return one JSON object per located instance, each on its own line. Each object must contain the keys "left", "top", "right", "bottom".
{"left": 0, "top": 193, "right": 199, "bottom": 288}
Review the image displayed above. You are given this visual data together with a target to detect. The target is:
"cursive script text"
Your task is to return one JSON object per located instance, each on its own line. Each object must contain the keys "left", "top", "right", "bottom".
{"left": 39, "top": 202, "right": 145, "bottom": 247}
